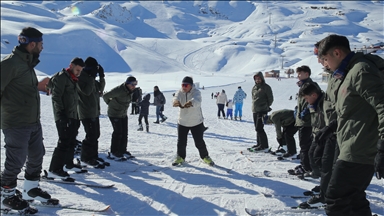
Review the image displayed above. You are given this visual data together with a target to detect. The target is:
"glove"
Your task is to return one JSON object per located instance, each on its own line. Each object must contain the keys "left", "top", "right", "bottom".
{"left": 314, "top": 119, "right": 337, "bottom": 146}
{"left": 173, "top": 101, "right": 181, "bottom": 107}
{"left": 58, "top": 112, "right": 69, "bottom": 129}
{"left": 299, "top": 108, "right": 309, "bottom": 120}
{"left": 313, "top": 143, "right": 325, "bottom": 167}
{"left": 184, "top": 100, "right": 193, "bottom": 108}
{"left": 294, "top": 106, "right": 298, "bottom": 118}
{"left": 276, "top": 138, "right": 284, "bottom": 146}
{"left": 375, "top": 139, "right": 384, "bottom": 179}
{"left": 98, "top": 65, "right": 105, "bottom": 78}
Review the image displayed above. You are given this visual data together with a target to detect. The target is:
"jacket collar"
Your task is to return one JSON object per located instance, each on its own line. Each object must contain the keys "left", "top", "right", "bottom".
{"left": 13, "top": 46, "right": 40, "bottom": 67}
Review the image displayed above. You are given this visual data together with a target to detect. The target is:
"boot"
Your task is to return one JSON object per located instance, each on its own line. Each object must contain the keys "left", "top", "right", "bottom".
{"left": 137, "top": 124, "right": 143, "bottom": 131}
{"left": 146, "top": 125, "right": 149, "bottom": 132}
{"left": 1, "top": 186, "right": 31, "bottom": 211}
{"left": 22, "top": 180, "right": 52, "bottom": 203}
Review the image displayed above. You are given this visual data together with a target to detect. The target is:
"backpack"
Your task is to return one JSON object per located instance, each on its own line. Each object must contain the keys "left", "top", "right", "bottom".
{"left": 364, "top": 53, "right": 384, "bottom": 79}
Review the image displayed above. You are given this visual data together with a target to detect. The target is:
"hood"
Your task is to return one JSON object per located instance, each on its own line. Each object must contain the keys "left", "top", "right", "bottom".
{"left": 143, "top": 93, "right": 151, "bottom": 101}
{"left": 253, "top": 71, "right": 265, "bottom": 83}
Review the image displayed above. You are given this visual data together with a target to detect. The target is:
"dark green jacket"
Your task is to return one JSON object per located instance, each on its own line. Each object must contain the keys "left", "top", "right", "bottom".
{"left": 309, "top": 93, "right": 326, "bottom": 136}
{"left": 268, "top": 109, "right": 295, "bottom": 139}
{"left": 50, "top": 69, "right": 79, "bottom": 121}
{"left": 102, "top": 83, "right": 133, "bottom": 118}
{"left": 252, "top": 72, "right": 273, "bottom": 113}
{"left": 323, "top": 71, "right": 340, "bottom": 126}
{"left": 77, "top": 71, "right": 106, "bottom": 120}
{"left": 336, "top": 52, "right": 384, "bottom": 165}
{"left": 295, "top": 78, "right": 320, "bottom": 127}
{"left": 1, "top": 46, "right": 41, "bottom": 129}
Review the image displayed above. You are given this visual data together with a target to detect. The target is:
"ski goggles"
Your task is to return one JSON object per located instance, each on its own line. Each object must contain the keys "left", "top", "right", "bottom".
{"left": 182, "top": 83, "right": 190, "bottom": 88}
{"left": 126, "top": 81, "right": 138, "bottom": 86}
{"left": 18, "top": 35, "right": 43, "bottom": 44}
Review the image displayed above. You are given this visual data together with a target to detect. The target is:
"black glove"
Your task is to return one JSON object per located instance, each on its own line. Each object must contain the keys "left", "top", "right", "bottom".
{"left": 313, "top": 144, "right": 325, "bottom": 167}
{"left": 314, "top": 119, "right": 337, "bottom": 146}
{"left": 57, "top": 111, "right": 69, "bottom": 128}
{"left": 375, "top": 139, "right": 384, "bottom": 179}
{"left": 98, "top": 65, "right": 105, "bottom": 78}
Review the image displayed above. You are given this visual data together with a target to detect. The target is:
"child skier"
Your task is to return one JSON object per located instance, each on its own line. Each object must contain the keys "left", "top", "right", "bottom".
{"left": 226, "top": 99, "right": 233, "bottom": 120}
{"left": 137, "top": 94, "right": 151, "bottom": 132}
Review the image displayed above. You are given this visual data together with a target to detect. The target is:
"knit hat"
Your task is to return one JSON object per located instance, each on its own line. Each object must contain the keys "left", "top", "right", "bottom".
{"left": 238, "top": 86, "right": 241, "bottom": 89}
{"left": 85, "top": 57, "right": 98, "bottom": 69}
{"left": 182, "top": 76, "right": 193, "bottom": 85}
{"left": 71, "top": 57, "right": 85, "bottom": 67}
{"left": 126, "top": 76, "right": 137, "bottom": 84}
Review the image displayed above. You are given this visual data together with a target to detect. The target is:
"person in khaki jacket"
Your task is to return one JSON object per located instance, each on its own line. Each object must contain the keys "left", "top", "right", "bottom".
{"left": 48, "top": 57, "right": 85, "bottom": 179}
{"left": 249, "top": 72, "right": 273, "bottom": 152}
{"left": 1, "top": 27, "right": 55, "bottom": 214}
{"left": 77, "top": 57, "right": 106, "bottom": 168}
{"left": 318, "top": 34, "right": 384, "bottom": 215}
{"left": 103, "top": 76, "right": 136, "bottom": 160}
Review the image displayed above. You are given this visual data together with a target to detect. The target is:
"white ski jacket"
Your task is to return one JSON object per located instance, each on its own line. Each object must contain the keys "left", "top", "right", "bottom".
{"left": 173, "top": 85, "right": 204, "bottom": 127}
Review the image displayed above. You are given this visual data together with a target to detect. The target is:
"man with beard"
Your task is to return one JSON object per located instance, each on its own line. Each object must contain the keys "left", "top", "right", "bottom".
{"left": 47, "top": 57, "right": 86, "bottom": 179}
{"left": 1, "top": 27, "right": 57, "bottom": 214}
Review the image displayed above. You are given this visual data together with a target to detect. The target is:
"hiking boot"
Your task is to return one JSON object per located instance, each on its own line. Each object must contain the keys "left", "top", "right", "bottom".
{"left": 250, "top": 146, "right": 269, "bottom": 152}
{"left": 160, "top": 116, "right": 167, "bottom": 123}
{"left": 64, "top": 163, "right": 87, "bottom": 173}
{"left": 153, "top": 121, "right": 160, "bottom": 124}
{"left": 22, "top": 180, "right": 53, "bottom": 203}
{"left": 146, "top": 125, "right": 149, "bottom": 132}
{"left": 1, "top": 186, "right": 31, "bottom": 211}
{"left": 234, "top": 117, "right": 238, "bottom": 121}
{"left": 172, "top": 156, "right": 185, "bottom": 166}
{"left": 271, "top": 147, "right": 287, "bottom": 156}
{"left": 282, "top": 152, "right": 297, "bottom": 158}
{"left": 82, "top": 159, "right": 105, "bottom": 169}
{"left": 48, "top": 169, "right": 70, "bottom": 178}
{"left": 311, "top": 185, "right": 321, "bottom": 193}
{"left": 137, "top": 124, "right": 143, "bottom": 131}
{"left": 203, "top": 156, "right": 214, "bottom": 166}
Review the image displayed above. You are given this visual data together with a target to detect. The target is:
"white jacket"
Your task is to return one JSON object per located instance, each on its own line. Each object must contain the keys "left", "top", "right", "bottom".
{"left": 227, "top": 100, "right": 233, "bottom": 109}
{"left": 173, "top": 86, "right": 204, "bottom": 127}
{"left": 216, "top": 92, "right": 227, "bottom": 105}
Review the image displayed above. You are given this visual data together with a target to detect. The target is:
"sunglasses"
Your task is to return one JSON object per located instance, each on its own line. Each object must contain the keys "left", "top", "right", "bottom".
{"left": 182, "top": 84, "right": 190, "bottom": 88}
{"left": 127, "top": 81, "right": 137, "bottom": 86}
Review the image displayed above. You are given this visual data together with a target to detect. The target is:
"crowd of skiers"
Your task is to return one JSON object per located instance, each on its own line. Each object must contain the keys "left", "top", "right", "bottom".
{"left": 1, "top": 27, "right": 384, "bottom": 216}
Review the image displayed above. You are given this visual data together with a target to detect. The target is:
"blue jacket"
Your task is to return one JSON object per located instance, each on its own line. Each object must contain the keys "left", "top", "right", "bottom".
{"left": 233, "top": 88, "right": 247, "bottom": 103}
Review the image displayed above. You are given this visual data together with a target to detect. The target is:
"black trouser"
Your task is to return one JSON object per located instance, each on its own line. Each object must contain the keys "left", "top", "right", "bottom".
{"left": 253, "top": 112, "right": 268, "bottom": 148}
{"left": 177, "top": 123, "right": 209, "bottom": 160}
{"left": 319, "top": 134, "right": 339, "bottom": 200}
{"left": 109, "top": 116, "right": 128, "bottom": 156}
{"left": 138, "top": 114, "right": 148, "bottom": 126}
{"left": 80, "top": 118, "right": 100, "bottom": 162}
{"left": 131, "top": 104, "right": 140, "bottom": 114}
{"left": 217, "top": 104, "right": 225, "bottom": 117}
{"left": 283, "top": 123, "right": 298, "bottom": 154}
{"left": 325, "top": 160, "right": 374, "bottom": 216}
{"left": 298, "top": 126, "right": 312, "bottom": 171}
{"left": 308, "top": 139, "right": 321, "bottom": 176}
{"left": 49, "top": 118, "right": 78, "bottom": 171}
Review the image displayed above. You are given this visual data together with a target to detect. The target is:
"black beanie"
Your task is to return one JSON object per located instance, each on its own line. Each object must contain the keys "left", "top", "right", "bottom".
{"left": 71, "top": 57, "right": 85, "bottom": 67}
{"left": 85, "top": 57, "right": 98, "bottom": 68}
{"left": 182, "top": 76, "right": 193, "bottom": 85}
{"left": 126, "top": 76, "right": 137, "bottom": 84}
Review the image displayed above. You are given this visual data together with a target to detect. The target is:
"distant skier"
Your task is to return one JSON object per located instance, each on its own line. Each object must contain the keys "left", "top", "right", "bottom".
{"left": 216, "top": 89, "right": 227, "bottom": 119}
{"left": 233, "top": 86, "right": 247, "bottom": 121}
{"left": 137, "top": 93, "right": 151, "bottom": 132}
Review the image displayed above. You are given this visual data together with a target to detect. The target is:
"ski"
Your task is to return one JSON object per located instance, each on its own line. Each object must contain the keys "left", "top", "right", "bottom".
{"left": 31, "top": 202, "right": 111, "bottom": 212}
{"left": 212, "top": 164, "right": 231, "bottom": 173}
{"left": 41, "top": 177, "right": 114, "bottom": 188}
{"left": 245, "top": 206, "right": 325, "bottom": 216}
{"left": 261, "top": 192, "right": 308, "bottom": 199}
{"left": 1, "top": 206, "right": 38, "bottom": 215}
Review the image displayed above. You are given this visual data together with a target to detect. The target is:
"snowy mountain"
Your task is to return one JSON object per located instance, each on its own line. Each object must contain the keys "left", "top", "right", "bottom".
{"left": 1, "top": 1, "right": 384, "bottom": 215}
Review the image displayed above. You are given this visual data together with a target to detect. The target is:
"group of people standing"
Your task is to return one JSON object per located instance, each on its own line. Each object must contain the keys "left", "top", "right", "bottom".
{"left": 1, "top": 26, "right": 383, "bottom": 216}
{"left": 214, "top": 86, "right": 247, "bottom": 120}
{"left": 250, "top": 35, "right": 384, "bottom": 215}
{"left": 0, "top": 27, "right": 170, "bottom": 214}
